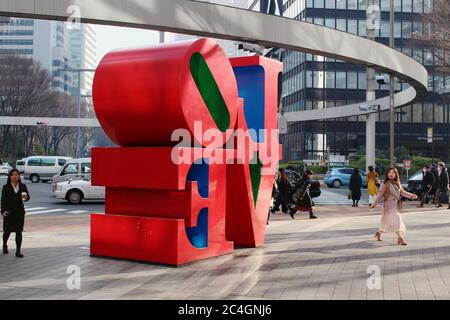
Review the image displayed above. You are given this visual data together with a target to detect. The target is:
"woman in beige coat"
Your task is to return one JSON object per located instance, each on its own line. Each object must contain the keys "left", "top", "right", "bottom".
{"left": 370, "top": 167, "right": 417, "bottom": 245}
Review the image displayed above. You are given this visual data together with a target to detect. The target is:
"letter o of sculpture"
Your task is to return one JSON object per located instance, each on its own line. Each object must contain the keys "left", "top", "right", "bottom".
{"left": 92, "top": 38, "right": 239, "bottom": 147}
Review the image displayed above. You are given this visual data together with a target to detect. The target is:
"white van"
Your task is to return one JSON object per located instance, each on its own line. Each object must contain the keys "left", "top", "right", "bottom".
{"left": 52, "top": 158, "right": 91, "bottom": 191}
{"left": 15, "top": 158, "right": 27, "bottom": 173}
{"left": 24, "top": 156, "right": 72, "bottom": 183}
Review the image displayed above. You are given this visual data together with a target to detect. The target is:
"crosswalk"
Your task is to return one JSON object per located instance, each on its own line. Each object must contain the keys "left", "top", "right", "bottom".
{"left": 24, "top": 206, "right": 89, "bottom": 215}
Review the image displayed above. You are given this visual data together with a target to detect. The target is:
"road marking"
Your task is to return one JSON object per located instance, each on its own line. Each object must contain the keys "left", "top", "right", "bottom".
{"left": 25, "top": 207, "right": 48, "bottom": 212}
{"left": 67, "top": 210, "right": 88, "bottom": 214}
{"left": 26, "top": 208, "right": 68, "bottom": 215}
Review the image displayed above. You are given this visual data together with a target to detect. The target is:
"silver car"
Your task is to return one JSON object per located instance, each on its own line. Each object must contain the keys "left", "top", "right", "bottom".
{"left": 52, "top": 158, "right": 91, "bottom": 191}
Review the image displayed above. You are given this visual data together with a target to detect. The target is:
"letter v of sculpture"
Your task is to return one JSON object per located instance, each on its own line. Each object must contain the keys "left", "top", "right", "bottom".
{"left": 90, "top": 38, "right": 283, "bottom": 265}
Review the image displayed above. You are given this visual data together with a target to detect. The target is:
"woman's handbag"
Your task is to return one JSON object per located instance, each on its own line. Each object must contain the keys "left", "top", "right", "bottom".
{"left": 348, "top": 191, "right": 352, "bottom": 200}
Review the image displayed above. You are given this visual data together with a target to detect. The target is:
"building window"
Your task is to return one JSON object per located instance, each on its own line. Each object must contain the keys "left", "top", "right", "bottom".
{"left": 412, "top": 103, "right": 422, "bottom": 123}
{"left": 395, "top": 21, "right": 401, "bottom": 37}
{"left": 358, "top": 0, "right": 367, "bottom": 10}
{"left": 347, "top": 72, "right": 358, "bottom": 89}
{"left": 434, "top": 104, "right": 444, "bottom": 123}
{"left": 336, "top": 18, "right": 346, "bottom": 31}
{"left": 381, "top": 20, "right": 390, "bottom": 37}
{"left": 325, "top": 0, "right": 336, "bottom": 9}
{"left": 413, "top": 47, "right": 423, "bottom": 64}
{"left": 413, "top": 0, "right": 423, "bottom": 12}
{"left": 314, "top": 0, "right": 325, "bottom": 8}
{"left": 358, "top": 19, "right": 367, "bottom": 36}
{"left": 394, "top": 0, "right": 402, "bottom": 11}
{"left": 306, "top": 71, "right": 313, "bottom": 88}
{"left": 403, "top": 0, "right": 413, "bottom": 12}
{"left": 423, "top": 103, "right": 433, "bottom": 123}
{"left": 403, "top": 105, "right": 412, "bottom": 122}
{"left": 348, "top": 19, "right": 357, "bottom": 34}
{"left": 336, "top": 72, "right": 346, "bottom": 89}
{"left": 358, "top": 71, "right": 367, "bottom": 89}
{"left": 402, "top": 21, "right": 412, "bottom": 38}
{"left": 380, "top": 0, "right": 390, "bottom": 11}
{"left": 326, "top": 71, "right": 335, "bottom": 88}
{"left": 424, "top": 48, "right": 433, "bottom": 65}
{"left": 313, "top": 71, "right": 323, "bottom": 88}
{"left": 325, "top": 18, "right": 336, "bottom": 29}
{"left": 348, "top": 0, "right": 357, "bottom": 9}
{"left": 336, "top": 0, "right": 346, "bottom": 9}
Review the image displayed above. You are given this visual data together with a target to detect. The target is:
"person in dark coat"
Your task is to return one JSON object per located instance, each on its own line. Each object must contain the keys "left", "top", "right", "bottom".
{"left": 430, "top": 163, "right": 439, "bottom": 204}
{"left": 436, "top": 162, "right": 449, "bottom": 208}
{"left": 289, "top": 170, "right": 317, "bottom": 219}
{"left": 271, "top": 168, "right": 290, "bottom": 213}
{"left": 418, "top": 165, "right": 434, "bottom": 208}
{"left": 2, "top": 169, "right": 30, "bottom": 258}
{"left": 349, "top": 168, "right": 362, "bottom": 207}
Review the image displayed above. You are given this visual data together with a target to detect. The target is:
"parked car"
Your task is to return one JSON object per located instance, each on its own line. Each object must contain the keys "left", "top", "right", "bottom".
{"left": 324, "top": 167, "right": 368, "bottom": 189}
{"left": 54, "top": 179, "right": 105, "bottom": 204}
{"left": 0, "top": 163, "right": 13, "bottom": 175}
{"left": 52, "top": 158, "right": 91, "bottom": 191}
{"left": 24, "top": 156, "right": 72, "bottom": 183}
{"left": 15, "top": 159, "right": 26, "bottom": 173}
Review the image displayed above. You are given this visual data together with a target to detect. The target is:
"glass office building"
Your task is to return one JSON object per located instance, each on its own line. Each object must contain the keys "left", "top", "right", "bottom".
{"left": 270, "top": 0, "right": 449, "bottom": 161}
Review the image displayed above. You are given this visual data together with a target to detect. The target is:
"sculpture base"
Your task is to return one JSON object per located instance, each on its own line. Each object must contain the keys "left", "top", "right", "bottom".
{"left": 90, "top": 213, "right": 233, "bottom": 266}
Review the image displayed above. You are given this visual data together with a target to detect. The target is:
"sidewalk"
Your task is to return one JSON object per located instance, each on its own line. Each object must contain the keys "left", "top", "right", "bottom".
{"left": 0, "top": 205, "right": 450, "bottom": 300}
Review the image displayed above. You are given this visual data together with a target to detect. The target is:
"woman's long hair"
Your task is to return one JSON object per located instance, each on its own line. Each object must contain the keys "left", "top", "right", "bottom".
{"left": 277, "top": 168, "right": 288, "bottom": 184}
{"left": 383, "top": 167, "right": 400, "bottom": 188}
{"left": 7, "top": 169, "right": 22, "bottom": 185}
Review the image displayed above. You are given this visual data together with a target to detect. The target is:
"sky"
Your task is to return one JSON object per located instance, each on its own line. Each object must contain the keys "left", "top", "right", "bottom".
{"left": 95, "top": 25, "right": 160, "bottom": 61}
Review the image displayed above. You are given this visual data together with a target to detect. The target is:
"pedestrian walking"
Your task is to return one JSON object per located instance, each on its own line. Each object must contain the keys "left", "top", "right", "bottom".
{"left": 2, "top": 169, "right": 30, "bottom": 258}
{"left": 366, "top": 166, "right": 379, "bottom": 206}
{"left": 271, "top": 168, "right": 290, "bottom": 213}
{"left": 417, "top": 165, "right": 434, "bottom": 208}
{"left": 289, "top": 170, "right": 317, "bottom": 219}
{"left": 370, "top": 167, "right": 418, "bottom": 245}
{"left": 349, "top": 168, "right": 362, "bottom": 207}
{"left": 435, "top": 162, "right": 449, "bottom": 208}
{"left": 430, "top": 163, "right": 439, "bottom": 204}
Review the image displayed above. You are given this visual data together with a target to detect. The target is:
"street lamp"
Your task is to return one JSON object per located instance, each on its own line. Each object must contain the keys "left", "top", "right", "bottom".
{"left": 389, "top": 0, "right": 395, "bottom": 167}
{"left": 59, "top": 68, "right": 96, "bottom": 158}
{"left": 438, "top": 85, "right": 450, "bottom": 162}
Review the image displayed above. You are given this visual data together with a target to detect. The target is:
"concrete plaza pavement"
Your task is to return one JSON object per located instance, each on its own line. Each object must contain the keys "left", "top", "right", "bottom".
{"left": 1, "top": 203, "right": 450, "bottom": 300}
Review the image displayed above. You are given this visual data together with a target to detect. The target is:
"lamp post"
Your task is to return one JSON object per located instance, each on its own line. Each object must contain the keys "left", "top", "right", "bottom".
{"left": 438, "top": 85, "right": 450, "bottom": 162}
{"left": 389, "top": 0, "right": 395, "bottom": 167}
{"left": 59, "top": 68, "right": 96, "bottom": 158}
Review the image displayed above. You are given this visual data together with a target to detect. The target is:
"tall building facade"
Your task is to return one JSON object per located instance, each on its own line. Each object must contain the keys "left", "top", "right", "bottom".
{"left": 269, "top": 0, "right": 449, "bottom": 162}
{"left": 0, "top": 17, "right": 98, "bottom": 96}
{"left": 0, "top": 17, "right": 73, "bottom": 94}
{"left": 69, "top": 24, "right": 98, "bottom": 96}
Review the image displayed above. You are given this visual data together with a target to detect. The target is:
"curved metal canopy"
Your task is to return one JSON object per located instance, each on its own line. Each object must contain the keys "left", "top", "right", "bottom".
{"left": 0, "top": 0, "right": 428, "bottom": 123}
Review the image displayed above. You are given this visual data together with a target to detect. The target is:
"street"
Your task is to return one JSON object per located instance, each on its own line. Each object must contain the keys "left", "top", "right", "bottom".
{"left": 0, "top": 176, "right": 105, "bottom": 217}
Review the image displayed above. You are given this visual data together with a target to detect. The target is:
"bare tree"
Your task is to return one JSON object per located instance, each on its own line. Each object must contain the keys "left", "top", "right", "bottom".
{"left": 0, "top": 55, "right": 55, "bottom": 158}
{"left": 412, "top": 0, "right": 450, "bottom": 73}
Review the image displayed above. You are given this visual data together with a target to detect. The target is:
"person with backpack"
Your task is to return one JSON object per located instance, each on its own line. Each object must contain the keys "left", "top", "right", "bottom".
{"left": 289, "top": 170, "right": 317, "bottom": 220}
